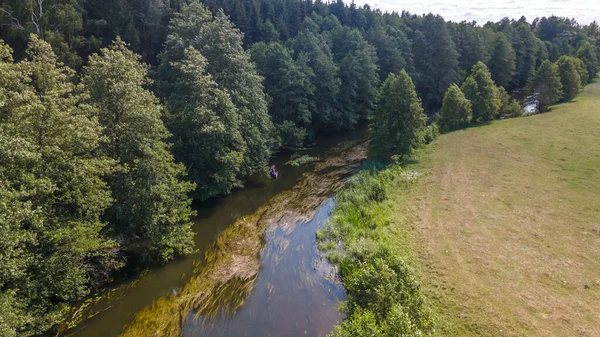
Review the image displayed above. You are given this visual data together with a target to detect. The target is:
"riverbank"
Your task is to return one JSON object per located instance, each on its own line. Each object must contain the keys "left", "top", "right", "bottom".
{"left": 323, "top": 80, "right": 600, "bottom": 336}
{"left": 62, "top": 132, "right": 367, "bottom": 337}
{"left": 317, "top": 160, "right": 434, "bottom": 336}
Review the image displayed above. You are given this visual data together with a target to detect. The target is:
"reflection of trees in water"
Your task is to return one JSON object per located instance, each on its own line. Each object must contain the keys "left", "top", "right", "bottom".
{"left": 119, "top": 140, "right": 367, "bottom": 337}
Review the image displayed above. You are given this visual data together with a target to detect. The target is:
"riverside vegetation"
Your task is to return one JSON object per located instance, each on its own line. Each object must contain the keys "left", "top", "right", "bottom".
{"left": 1, "top": 0, "right": 600, "bottom": 336}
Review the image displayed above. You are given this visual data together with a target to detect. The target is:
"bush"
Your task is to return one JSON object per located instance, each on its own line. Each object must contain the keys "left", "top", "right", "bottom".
{"left": 497, "top": 87, "right": 522, "bottom": 118}
{"left": 420, "top": 123, "right": 439, "bottom": 144}
{"left": 341, "top": 249, "right": 431, "bottom": 327}
{"left": 329, "top": 309, "right": 382, "bottom": 337}
{"left": 322, "top": 166, "right": 433, "bottom": 337}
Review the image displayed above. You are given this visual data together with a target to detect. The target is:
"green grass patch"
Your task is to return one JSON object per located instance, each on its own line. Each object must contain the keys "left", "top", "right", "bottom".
{"left": 285, "top": 154, "right": 320, "bottom": 167}
{"left": 320, "top": 164, "right": 433, "bottom": 336}
{"left": 404, "top": 80, "right": 600, "bottom": 336}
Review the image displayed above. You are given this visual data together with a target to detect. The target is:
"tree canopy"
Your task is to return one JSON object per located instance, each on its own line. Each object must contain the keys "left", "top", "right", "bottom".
{"left": 1, "top": 1, "right": 600, "bottom": 335}
{"left": 370, "top": 70, "right": 426, "bottom": 159}
{"left": 462, "top": 62, "right": 501, "bottom": 122}
{"left": 528, "top": 60, "right": 563, "bottom": 111}
{"left": 439, "top": 84, "right": 472, "bottom": 132}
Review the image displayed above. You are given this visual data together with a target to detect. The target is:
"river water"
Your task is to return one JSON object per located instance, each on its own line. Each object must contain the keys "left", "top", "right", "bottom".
{"left": 64, "top": 130, "right": 367, "bottom": 337}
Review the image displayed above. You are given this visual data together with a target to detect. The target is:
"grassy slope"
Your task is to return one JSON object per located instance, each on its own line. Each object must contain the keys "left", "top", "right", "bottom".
{"left": 403, "top": 81, "right": 600, "bottom": 336}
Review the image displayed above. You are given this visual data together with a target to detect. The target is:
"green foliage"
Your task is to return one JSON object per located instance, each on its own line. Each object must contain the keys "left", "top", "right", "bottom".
{"left": 497, "top": 87, "right": 523, "bottom": 117}
{"left": 292, "top": 23, "right": 341, "bottom": 129}
{"left": 370, "top": 71, "right": 426, "bottom": 159}
{"left": 0, "top": 36, "right": 117, "bottom": 336}
{"left": 576, "top": 42, "right": 599, "bottom": 84}
{"left": 506, "top": 20, "right": 538, "bottom": 87}
{"left": 556, "top": 56, "right": 582, "bottom": 101}
{"left": 420, "top": 123, "right": 440, "bottom": 145}
{"left": 366, "top": 24, "right": 408, "bottom": 81}
{"left": 573, "top": 57, "right": 590, "bottom": 86}
{"left": 159, "top": 45, "right": 245, "bottom": 201}
{"left": 450, "top": 21, "right": 489, "bottom": 73}
{"left": 285, "top": 154, "right": 320, "bottom": 167}
{"left": 158, "top": 1, "right": 272, "bottom": 200}
{"left": 438, "top": 83, "right": 472, "bottom": 132}
{"left": 528, "top": 60, "right": 563, "bottom": 111}
{"left": 328, "top": 25, "right": 380, "bottom": 127}
{"left": 250, "top": 42, "right": 313, "bottom": 148}
{"left": 412, "top": 14, "right": 459, "bottom": 111}
{"left": 462, "top": 62, "right": 501, "bottom": 122}
{"left": 321, "top": 167, "right": 433, "bottom": 337}
{"left": 165, "top": 1, "right": 273, "bottom": 177}
{"left": 83, "top": 39, "right": 196, "bottom": 263}
{"left": 329, "top": 309, "right": 382, "bottom": 337}
{"left": 1, "top": 2, "right": 599, "bottom": 335}
{"left": 488, "top": 32, "right": 516, "bottom": 88}
{"left": 276, "top": 120, "right": 308, "bottom": 150}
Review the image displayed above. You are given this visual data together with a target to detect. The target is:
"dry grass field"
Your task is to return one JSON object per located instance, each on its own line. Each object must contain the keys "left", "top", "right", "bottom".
{"left": 403, "top": 81, "right": 600, "bottom": 336}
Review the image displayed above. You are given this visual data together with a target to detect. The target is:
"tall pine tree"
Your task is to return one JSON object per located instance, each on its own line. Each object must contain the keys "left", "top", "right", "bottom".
{"left": 412, "top": 14, "right": 459, "bottom": 111}
{"left": 528, "top": 60, "right": 563, "bottom": 112}
{"left": 370, "top": 70, "right": 426, "bottom": 158}
{"left": 488, "top": 32, "right": 517, "bottom": 88}
{"left": 462, "top": 62, "right": 500, "bottom": 122}
{"left": 555, "top": 56, "right": 582, "bottom": 101}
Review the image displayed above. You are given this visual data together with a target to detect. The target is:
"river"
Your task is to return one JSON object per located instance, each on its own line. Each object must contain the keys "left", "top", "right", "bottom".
{"left": 63, "top": 129, "right": 367, "bottom": 337}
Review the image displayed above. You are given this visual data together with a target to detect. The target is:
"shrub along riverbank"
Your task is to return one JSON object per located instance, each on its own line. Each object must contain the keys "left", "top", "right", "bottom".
{"left": 318, "top": 161, "right": 433, "bottom": 336}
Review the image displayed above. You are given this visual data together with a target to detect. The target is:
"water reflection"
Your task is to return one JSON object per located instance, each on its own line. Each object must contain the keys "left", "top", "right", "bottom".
{"left": 118, "top": 139, "right": 366, "bottom": 337}
{"left": 65, "top": 129, "right": 366, "bottom": 337}
{"left": 186, "top": 199, "right": 344, "bottom": 337}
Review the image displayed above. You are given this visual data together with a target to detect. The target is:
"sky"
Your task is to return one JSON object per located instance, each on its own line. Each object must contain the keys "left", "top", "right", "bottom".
{"left": 352, "top": 0, "right": 599, "bottom": 25}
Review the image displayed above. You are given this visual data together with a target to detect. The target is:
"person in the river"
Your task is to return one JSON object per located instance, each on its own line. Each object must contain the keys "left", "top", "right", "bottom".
{"left": 270, "top": 165, "right": 278, "bottom": 179}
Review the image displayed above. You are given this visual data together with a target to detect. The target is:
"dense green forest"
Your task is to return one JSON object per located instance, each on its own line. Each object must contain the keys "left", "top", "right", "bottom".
{"left": 0, "top": 0, "right": 599, "bottom": 335}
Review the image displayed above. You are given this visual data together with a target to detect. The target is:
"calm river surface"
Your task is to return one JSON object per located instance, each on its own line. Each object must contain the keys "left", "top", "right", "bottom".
{"left": 66, "top": 129, "right": 367, "bottom": 337}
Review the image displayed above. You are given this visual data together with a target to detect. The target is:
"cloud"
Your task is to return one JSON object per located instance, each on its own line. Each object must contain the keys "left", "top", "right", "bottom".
{"left": 353, "top": 0, "right": 598, "bottom": 24}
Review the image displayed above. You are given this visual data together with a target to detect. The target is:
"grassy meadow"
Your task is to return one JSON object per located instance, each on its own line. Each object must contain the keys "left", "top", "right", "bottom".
{"left": 406, "top": 80, "right": 600, "bottom": 336}
{"left": 321, "top": 80, "right": 600, "bottom": 336}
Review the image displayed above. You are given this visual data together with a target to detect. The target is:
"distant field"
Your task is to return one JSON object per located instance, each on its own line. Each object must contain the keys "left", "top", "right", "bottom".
{"left": 404, "top": 81, "right": 600, "bottom": 336}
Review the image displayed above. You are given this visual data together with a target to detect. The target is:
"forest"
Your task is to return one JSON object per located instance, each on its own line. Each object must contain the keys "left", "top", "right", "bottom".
{"left": 0, "top": 0, "right": 599, "bottom": 336}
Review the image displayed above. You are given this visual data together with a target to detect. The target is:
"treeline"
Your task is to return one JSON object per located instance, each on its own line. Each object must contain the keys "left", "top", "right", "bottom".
{"left": 1, "top": 0, "right": 600, "bottom": 336}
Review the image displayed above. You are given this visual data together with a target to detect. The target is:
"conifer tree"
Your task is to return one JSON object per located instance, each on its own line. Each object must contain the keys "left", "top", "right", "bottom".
{"left": 367, "top": 24, "right": 408, "bottom": 82}
{"left": 159, "top": 44, "right": 247, "bottom": 201}
{"left": 489, "top": 32, "right": 517, "bottom": 88}
{"left": 412, "top": 14, "right": 459, "bottom": 111}
{"left": 438, "top": 84, "right": 472, "bottom": 132}
{"left": 370, "top": 70, "right": 426, "bottom": 158}
{"left": 573, "top": 57, "right": 590, "bottom": 86}
{"left": 83, "top": 39, "right": 196, "bottom": 262}
{"left": 450, "top": 21, "right": 489, "bottom": 73}
{"left": 576, "top": 42, "right": 599, "bottom": 83}
{"left": 555, "top": 56, "right": 582, "bottom": 101}
{"left": 507, "top": 20, "right": 537, "bottom": 87}
{"left": 462, "top": 62, "right": 501, "bottom": 122}
{"left": 528, "top": 60, "right": 563, "bottom": 112}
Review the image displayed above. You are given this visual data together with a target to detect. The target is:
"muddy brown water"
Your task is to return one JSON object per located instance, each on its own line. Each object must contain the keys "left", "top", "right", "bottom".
{"left": 65, "top": 129, "right": 367, "bottom": 337}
